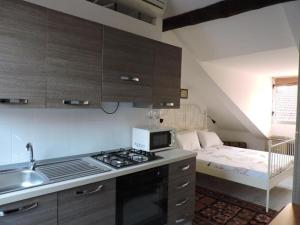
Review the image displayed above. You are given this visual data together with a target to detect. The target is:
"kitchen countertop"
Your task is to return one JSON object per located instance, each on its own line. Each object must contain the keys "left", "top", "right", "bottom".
{"left": 0, "top": 149, "right": 196, "bottom": 206}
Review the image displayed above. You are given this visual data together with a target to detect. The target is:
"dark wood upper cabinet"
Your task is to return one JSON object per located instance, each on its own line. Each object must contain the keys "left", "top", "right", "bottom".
{"left": 58, "top": 179, "right": 116, "bottom": 225}
{"left": 152, "top": 42, "right": 182, "bottom": 109}
{"left": 0, "top": 0, "right": 182, "bottom": 109}
{"left": 102, "top": 26, "right": 155, "bottom": 104}
{"left": 0, "top": 193, "right": 57, "bottom": 225}
{"left": 46, "top": 10, "right": 102, "bottom": 108}
{"left": 0, "top": 0, "right": 47, "bottom": 108}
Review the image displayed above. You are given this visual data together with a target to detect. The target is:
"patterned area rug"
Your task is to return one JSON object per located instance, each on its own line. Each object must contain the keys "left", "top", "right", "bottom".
{"left": 193, "top": 186, "right": 279, "bottom": 225}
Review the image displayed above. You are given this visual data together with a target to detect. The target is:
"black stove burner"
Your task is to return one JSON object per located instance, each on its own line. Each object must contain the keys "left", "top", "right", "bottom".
{"left": 92, "top": 148, "right": 161, "bottom": 169}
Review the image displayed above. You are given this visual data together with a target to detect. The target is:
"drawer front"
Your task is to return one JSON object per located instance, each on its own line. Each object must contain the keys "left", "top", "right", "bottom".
{"left": 168, "top": 214, "right": 194, "bottom": 225}
{"left": 169, "top": 158, "right": 196, "bottom": 180}
{"left": 0, "top": 194, "right": 57, "bottom": 225}
{"left": 168, "top": 174, "right": 195, "bottom": 196}
{"left": 168, "top": 190, "right": 195, "bottom": 213}
{"left": 58, "top": 179, "right": 116, "bottom": 225}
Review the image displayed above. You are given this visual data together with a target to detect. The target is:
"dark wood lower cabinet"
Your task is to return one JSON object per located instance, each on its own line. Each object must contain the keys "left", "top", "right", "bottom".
{"left": 58, "top": 179, "right": 116, "bottom": 225}
{"left": 0, "top": 193, "right": 57, "bottom": 225}
{"left": 168, "top": 158, "right": 196, "bottom": 225}
{"left": 0, "top": 159, "right": 196, "bottom": 225}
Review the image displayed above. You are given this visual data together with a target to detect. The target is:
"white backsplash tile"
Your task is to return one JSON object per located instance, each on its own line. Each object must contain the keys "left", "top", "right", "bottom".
{"left": 0, "top": 103, "right": 150, "bottom": 166}
{"left": 0, "top": 126, "right": 12, "bottom": 164}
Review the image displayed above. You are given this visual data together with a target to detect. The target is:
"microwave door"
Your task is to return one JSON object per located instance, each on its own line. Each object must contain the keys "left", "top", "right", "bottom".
{"left": 150, "top": 131, "right": 171, "bottom": 150}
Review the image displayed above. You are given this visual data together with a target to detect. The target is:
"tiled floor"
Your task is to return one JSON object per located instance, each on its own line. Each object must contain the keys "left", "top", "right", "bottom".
{"left": 196, "top": 173, "right": 293, "bottom": 211}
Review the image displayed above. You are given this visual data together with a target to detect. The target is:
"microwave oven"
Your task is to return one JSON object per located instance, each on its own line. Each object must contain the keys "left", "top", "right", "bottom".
{"left": 132, "top": 127, "right": 176, "bottom": 152}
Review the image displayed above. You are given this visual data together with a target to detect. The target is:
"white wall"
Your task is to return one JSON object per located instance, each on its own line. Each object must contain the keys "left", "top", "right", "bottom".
{"left": 0, "top": 104, "right": 150, "bottom": 166}
{"left": 162, "top": 31, "right": 267, "bottom": 148}
{"left": 162, "top": 32, "right": 245, "bottom": 131}
{"left": 172, "top": 3, "right": 295, "bottom": 61}
{"left": 201, "top": 63, "right": 273, "bottom": 137}
{"left": 217, "top": 129, "right": 267, "bottom": 150}
{"left": 271, "top": 124, "right": 296, "bottom": 139}
{"left": 24, "top": 0, "right": 162, "bottom": 41}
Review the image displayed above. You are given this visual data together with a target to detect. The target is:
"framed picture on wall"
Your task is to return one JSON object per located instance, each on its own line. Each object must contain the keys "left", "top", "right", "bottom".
{"left": 180, "top": 89, "right": 189, "bottom": 99}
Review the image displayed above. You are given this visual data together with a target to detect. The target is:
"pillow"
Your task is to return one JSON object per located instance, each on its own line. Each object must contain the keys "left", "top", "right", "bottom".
{"left": 176, "top": 130, "right": 201, "bottom": 151}
{"left": 197, "top": 131, "right": 223, "bottom": 148}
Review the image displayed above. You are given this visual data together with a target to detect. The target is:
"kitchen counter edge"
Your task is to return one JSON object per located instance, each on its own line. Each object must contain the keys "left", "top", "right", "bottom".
{"left": 0, "top": 149, "right": 197, "bottom": 205}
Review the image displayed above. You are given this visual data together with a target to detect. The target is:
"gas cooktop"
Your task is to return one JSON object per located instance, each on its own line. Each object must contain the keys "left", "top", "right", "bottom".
{"left": 92, "top": 148, "right": 162, "bottom": 169}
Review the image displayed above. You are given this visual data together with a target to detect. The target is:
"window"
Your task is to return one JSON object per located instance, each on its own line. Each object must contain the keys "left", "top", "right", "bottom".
{"left": 272, "top": 77, "right": 298, "bottom": 124}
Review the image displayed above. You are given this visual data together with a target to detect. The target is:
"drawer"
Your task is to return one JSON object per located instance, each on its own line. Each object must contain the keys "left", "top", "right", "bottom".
{"left": 58, "top": 179, "right": 115, "bottom": 225}
{"left": 169, "top": 158, "right": 196, "bottom": 180}
{"left": 168, "top": 174, "right": 195, "bottom": 196}
{"left": 0, "top": 193, "right": 57, "bottom": 225}
{"left": 168, "top": 194, "right": 195, "bottom": 215}
{"left": 168, "top": 190, "right": 195, "bottom": 210}
{"left": 168, "top": 213, "right": 194, "bottom": 225}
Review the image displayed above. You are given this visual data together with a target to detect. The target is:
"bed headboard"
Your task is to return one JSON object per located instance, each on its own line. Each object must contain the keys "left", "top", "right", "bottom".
{"left": 160, "top": 104, "right": 207, "bottom": 131}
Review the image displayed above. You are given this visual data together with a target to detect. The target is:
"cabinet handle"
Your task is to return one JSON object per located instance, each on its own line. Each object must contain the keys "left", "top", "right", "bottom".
{"left": 175, "top": 218, "right": 186, "bottom": 224}
{"left": 63, "top": 100, "right": 89, "bottom": 106}
{"left": 176, "top": 198, "right": 190, "bottom": 207}
{"left": 177, "top": 181, "right": 190, "bottom": 190}
{"left": 181, "top": 164, "right": 190, "bottom": 171}
{"left": 0, "top": 98, "right": 28, "bottom": 105}
{"left": 160, "top": 102, "right": 175, "bottom": 107}
{"left": 76, "top": 184, "right": 104, "bottom": 196}
{"left": 120, "top": 75, "right": 140, "bottom": 83}
{"left": 0, "top": 202, "right": 38, "bottom": 217}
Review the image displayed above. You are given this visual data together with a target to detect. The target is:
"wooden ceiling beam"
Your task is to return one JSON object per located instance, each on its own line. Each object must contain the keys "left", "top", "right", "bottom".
{"left": 163, "top": 0, "right": 296, "bottom": 31}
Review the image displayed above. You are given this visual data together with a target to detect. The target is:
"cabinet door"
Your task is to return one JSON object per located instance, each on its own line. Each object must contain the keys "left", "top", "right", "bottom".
{"left": 102, "top": 26, "right": 155, "bottom": 103}
{"left": 58, "top": 179, "right": 116, "bottom": 225}
{"left": 0, "top": 0, "right": 47, "bottom": 108}
{"left": 152, "top": 43, "right": 181, "bottom": 109}
{"left": 0, "top": 194, "right": 57, "bottom": 225}
{"left": 46, "top": 10, "right": 102, "bottom": 108}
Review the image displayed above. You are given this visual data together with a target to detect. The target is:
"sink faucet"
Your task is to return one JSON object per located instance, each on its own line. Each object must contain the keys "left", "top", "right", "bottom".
{"left": 26, "top": 143, "right": 36, "bottom": 170}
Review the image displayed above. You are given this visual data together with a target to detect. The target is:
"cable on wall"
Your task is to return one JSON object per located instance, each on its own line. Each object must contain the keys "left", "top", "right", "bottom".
{"left": 100, "top": 102, "right": 120, "bottom": 114}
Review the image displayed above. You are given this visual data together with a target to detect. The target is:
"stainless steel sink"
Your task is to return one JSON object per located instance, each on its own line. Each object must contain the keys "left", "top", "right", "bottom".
{"left": 0, "top": 170, "right": 48, "bottom": 194}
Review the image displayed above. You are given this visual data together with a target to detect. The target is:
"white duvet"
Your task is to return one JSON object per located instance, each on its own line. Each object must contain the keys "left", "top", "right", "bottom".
{"left": 195, "top": 145, "right": 294, "bottom": 178}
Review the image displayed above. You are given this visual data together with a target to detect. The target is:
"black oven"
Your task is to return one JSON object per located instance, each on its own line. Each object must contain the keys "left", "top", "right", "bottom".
{"left": 116, "top": 166, "right": 168, "bottom": 225}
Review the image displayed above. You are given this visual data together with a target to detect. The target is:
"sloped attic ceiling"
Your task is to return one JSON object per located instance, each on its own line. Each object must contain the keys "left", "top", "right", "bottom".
{"left": 169, "top": 2, "right": 297, "bottom": 61}
{"left": 201, "top": 47, "right": 299, "bottom": 78}
{"left": 163, "top": 0, "right": 299, "bottom": 138}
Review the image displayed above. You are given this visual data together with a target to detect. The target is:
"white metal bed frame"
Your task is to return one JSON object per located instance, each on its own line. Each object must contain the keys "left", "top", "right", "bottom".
{"left": 160, "top": 104, "right": 295, "bottom": 212}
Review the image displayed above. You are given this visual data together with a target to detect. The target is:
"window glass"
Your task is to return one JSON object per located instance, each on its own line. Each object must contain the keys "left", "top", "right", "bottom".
{"left": 273, "top": 85, "right": 298, "bottom": 124}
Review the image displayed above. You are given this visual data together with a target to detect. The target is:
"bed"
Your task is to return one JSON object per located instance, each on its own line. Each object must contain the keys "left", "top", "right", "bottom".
{"left": 160, "top": 104, "right": 295, "bottom": 212}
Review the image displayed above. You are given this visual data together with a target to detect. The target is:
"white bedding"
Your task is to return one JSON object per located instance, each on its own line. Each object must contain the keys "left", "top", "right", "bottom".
{"left": 195, "top": 145, "right": 294, "bottom": 179}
